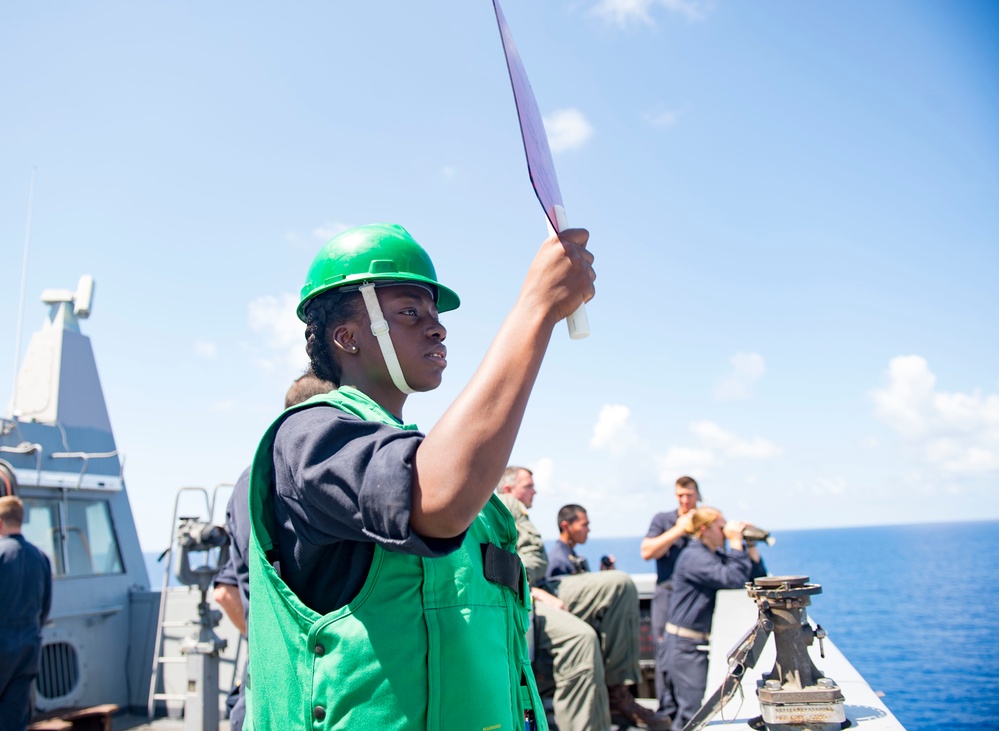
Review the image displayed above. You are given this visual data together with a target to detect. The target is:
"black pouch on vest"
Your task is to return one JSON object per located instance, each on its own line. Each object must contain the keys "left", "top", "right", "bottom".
{"left": 481, "top": 542, "right": 525, "bottom": 601}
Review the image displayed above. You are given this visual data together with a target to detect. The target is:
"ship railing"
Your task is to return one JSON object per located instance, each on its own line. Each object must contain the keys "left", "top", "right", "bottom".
{"left": 51, "top": 450, "right": 121, "bottom": 489}
{"left": 0, "top": 442, "right": 44, "bottom": 478}
{"left": 0, "top": 441, "right": 123, "bottom": 489}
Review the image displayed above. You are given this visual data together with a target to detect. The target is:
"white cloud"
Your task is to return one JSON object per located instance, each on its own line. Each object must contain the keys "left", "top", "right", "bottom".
{"left": 657, "top": 445, "right": 715, "bottom": 483}
{"left": 543, "top": 109, "right": 594, "bottom": 153}
{"left": 247, "top": 293, "right": 309, "bottom": 375}
{"left": 926, "top": 440, "right": 999, "bottom": 474}
{"left": 527, "top": 456, "right": 605, "bottom": 515}
{"left": 590, "top": 404, "right": 640, "bottom": 455}
{"left": 645, "top": 107, "right": 681, "bottom": 127}
{"left": 870, "top": 355, "right": 935, "bottom": 436}
{"left": 312, "top": 221, "right": 352, "bottom": 242}
{"left": 870, "top": 355, "right": 999, "bottom": 474}
{"left": 730, "top": 440, "right": 781, "bottom": 459}
{"left": 660, "top": 0, "right": 709, "bottom": 21}
{"left": 532, "top": 457, "right": 555, "bottom": 492}
{"left": 591, "top": 0, "right": 655, "bottom": 27}
{"left": 588, "top": 403, "right": 780, "bottom": 491}
{"left": 690, "top": 420, "right": 782, "bottom": 458}
{"left": 193, "top": 340, "right": 217, "bottom": 359}
{"left": 714, "top": 351, "right": 766, "bottom": 402}
{"left": 590, "top": 0, "right": 708, "bottom": 28}
{"left": 656, "top": 420, "right": 780, "bottom": 487}
{"left": 284, "top": 220, "right": 353, "bottom": 249}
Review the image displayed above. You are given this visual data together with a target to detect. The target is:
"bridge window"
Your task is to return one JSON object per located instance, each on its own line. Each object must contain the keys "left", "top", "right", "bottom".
{"left": 21, "top": 499, "right": 61, "bottom": 573}
{"left": 20, "top": 497, "right": 123, "bottom": 577}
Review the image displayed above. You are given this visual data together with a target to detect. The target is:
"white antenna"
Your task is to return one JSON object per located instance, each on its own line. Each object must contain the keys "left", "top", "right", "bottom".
{"left": 11, "top": 167, "right": 36, "bottom": 415}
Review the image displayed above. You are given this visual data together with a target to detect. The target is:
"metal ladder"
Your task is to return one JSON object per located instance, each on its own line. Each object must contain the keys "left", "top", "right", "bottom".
{"left": 146, "top": 485, "right": 237, "bottom": 721}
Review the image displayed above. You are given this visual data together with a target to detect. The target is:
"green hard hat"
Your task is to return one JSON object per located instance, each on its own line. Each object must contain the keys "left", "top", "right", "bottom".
{"left": 297, "top": 223, "right": 460, "bottom": 321}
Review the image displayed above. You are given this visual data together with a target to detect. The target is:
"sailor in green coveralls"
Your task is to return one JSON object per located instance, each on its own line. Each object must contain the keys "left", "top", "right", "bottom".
{"left": 245, "top": 223, "right": 594, "bottom": 730}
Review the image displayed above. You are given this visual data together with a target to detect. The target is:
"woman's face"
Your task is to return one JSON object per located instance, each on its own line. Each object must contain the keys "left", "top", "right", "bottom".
{"left": 354, "top": 283, "right": 448, "bottom": 394}
{"left": 700, "top": 515, "right": 727, "bottom": 551}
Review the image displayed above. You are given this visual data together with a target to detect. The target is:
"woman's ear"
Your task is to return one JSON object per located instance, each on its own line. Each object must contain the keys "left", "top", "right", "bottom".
{"left": 332, "top": 325, "right": 358, "bottom": 354}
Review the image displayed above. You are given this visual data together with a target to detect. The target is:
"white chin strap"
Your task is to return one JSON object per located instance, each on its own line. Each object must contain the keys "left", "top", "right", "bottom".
{"left": 359, "top": 283, "right": 415, "bottom": 394}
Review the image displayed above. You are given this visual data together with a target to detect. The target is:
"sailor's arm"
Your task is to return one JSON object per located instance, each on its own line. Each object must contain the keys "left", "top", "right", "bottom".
{"left": 412, "top": 229, "right": 594, "bottom": 539}
{"left": 640, "top": 513, "right": 692, "bottom": 560}
{"left": 694, "top": 550, "right": 753, "bottom": 590}
{"left": 745, "top": 538, "right": 766, "bottom": 578}
{"left": 686, "top": 522, "right": 754, "bottom": 590}
{"left": 212, "top": 584, "right": 247, "bottom": 636}
{"left": 531, "top": 587, "right": 566, "bottom": 612}
{"left": 726, "top": 521, "right": 747, "bottom": 553}
{"left": 41, "top": 556, "right": 53, "bottom": 627}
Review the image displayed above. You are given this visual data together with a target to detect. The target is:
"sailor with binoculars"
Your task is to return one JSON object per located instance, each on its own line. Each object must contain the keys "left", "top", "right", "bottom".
{"left": 656, "top": 506, "right": 769, "bottom": 731}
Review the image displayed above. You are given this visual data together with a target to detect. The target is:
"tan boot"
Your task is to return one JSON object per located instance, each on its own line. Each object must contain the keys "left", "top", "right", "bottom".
{"left": 607, "top": 684, "right": 671, "bottom": 730}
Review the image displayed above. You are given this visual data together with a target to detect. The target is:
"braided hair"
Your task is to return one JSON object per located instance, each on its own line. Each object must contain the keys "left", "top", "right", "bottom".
{"left": 303, "top": 289, "right": 364, "bottom": 387}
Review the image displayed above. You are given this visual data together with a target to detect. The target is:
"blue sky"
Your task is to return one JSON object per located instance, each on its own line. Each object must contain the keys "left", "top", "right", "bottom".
{"left": 2, "top": 0, "right": 997, "bottom": 551}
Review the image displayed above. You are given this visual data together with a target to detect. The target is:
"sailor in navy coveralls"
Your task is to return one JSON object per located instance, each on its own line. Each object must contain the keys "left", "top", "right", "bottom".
{"left": 657, "top": 506, "right": 766, "bottom": 730}
{"left": 0, "top": 496, "right": 52, "bottom": 731}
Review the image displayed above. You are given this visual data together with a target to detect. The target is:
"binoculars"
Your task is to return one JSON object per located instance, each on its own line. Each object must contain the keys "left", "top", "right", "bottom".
{"left": 742, "top": 526, "right": 775, "bottom": 546}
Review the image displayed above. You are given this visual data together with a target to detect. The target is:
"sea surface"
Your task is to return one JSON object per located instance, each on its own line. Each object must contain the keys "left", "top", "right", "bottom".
{"left": 577, "top": 520, "right": 999, "bottom": 731}
{"left": 145, "top": 520, "right": 999, "bottom": 730}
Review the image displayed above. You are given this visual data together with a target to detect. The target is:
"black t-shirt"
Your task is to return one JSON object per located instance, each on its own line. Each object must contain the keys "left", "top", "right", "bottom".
{"left": 646, "top": 509, "right": 690, "bottom": 584}
{"left": 546, "top": 539, "right": 589, "bottom": 579}
{"left": 270, "top": 405, "right": 465, "bottom": 615}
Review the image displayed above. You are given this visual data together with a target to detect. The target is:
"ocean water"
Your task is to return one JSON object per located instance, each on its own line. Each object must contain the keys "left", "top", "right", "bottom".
{"left": 146, "top": 520, "right": 998, "bottom": 729}
{"left": 577, "top": 520, "right": 999, "bottom": 731}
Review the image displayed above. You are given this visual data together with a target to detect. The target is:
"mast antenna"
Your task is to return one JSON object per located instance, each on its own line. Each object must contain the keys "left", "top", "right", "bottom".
{"left": 11, "top": 167, "right": 36, "bottom": 416}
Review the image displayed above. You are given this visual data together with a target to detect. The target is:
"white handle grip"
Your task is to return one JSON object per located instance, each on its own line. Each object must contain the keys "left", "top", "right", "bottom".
{"left": 549, "top": 204, "right": 590, "bottom": 340}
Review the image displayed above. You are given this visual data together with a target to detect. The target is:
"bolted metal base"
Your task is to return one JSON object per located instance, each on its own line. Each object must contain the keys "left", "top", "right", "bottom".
{"left": 178, "top": 597, "right": 228, "bottom": 731}
{"left": 758, "top": 678, "right": 846, "bottom": 729}
{"left": 748, "top": 577, "right": 847, "bottom": 730}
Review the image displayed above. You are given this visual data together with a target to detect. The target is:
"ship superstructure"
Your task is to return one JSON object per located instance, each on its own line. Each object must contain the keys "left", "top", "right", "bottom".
{"left": 1, "top": 277, "right": 158, "bottom": 715}
{"left": 1, "top": 277, "right": 907, "bottom": 730}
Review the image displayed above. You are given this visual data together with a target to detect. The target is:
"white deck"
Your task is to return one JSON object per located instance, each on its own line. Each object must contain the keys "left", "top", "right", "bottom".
{"left": 131, "top": 582, "right": 907, "bottom": 730}
{"left": 701, "top": 589, "right": 905, "bottom": 729}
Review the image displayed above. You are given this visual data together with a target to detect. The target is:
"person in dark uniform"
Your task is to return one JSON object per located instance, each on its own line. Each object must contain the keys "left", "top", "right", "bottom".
{"left": 640, "top": 475, "right": 700, "bottom": 713}
{"left": 657, "top": 506, "right": 766, "bottom": 730}
{"left": 0, "top": 495, "right": 52, "bottom": 731}
{"left": 213, "top": 467, "right": 250, "bottom": 637}
{"left": 547, "top": 504, "right": 592, "bottom": 577}
{"left": 641, "top": 476, "right": 701, "bottom": 641}
{"left": 545, "top": 504, "right": 667, "bottom": 729}
{"left": 212, "top": 371, "right": 333, "bottom": 731}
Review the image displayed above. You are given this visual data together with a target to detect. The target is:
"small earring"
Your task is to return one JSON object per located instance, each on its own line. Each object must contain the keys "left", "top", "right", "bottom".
{"left": 345, "top": 344, "right": 358, "bottom": 353}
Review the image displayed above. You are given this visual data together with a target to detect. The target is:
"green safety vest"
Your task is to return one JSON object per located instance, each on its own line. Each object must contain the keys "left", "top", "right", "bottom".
{"left": 245, "top": 386, "right": 545, "bottom": 730}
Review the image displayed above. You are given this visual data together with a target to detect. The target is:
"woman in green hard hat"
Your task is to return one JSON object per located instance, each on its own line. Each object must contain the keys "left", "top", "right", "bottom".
{"left": 245, "top": 223, "right": 594, "bottom": 730}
